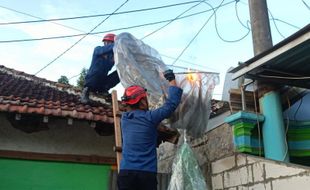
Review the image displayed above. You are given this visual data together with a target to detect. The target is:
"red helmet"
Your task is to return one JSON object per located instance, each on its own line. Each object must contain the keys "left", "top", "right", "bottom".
{"left": 102, "top": 33, "right": 116, "bottom": 42}
{"left": 121, "top": 85, "right": 147, "bottom": 105}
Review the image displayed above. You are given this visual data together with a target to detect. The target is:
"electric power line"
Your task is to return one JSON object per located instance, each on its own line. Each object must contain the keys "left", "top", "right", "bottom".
{"left": 0, "top": 1, "right": 204, "bottom": 25}
{"left": 161, "top": 54, "right": 218, "bottom": 71}
{"left": 0, "top": 8, "right": 222, "bottom": 43}
{"left": 166, "top": 64, "right": 219, "bottom": 74}
{"left": 238, "top": 0, "right": 302, "bottom": 30}
{"left": 69, "top": 73, "right": 82, "bottom": 80}
{"left": 67, "top": 1, "right": 236, "bottom": 81}
{"left": 302, "top": 0, "right": 310, "bottom": 10}
{"left": 0, "top": 5, "right": 99, "bottom": 37}
{"left": 268, "top": 13, "right": 302, "bottom": 40}
{"left": 34, "top": 0, "right": 129, "bottom": 76}
{"left": 268, "top": 9, "right": 286, "bottom": 39}
{"left": 237, "top": 1, "right": 301, "bottom": 40}
{"left": 69, "top": 0, "right": 237, "bottom": 78}
{"left": 213, "top": 0, "right": 251, "bottom": 43}
{"left": 69, "top": 0, "right": 234, "bottom": 80}
{"left": 271, "top": 18, "right": 300, "bottom": 29}
{"left": 0, "top": 1, "right": 220, "bottom": 41}
{"left": 234, "top": 0, "right": 251, "bottom": 30}
{"left": 141, "top": 0, "right": 206, "bottom": 40}
{"left": 171, "top": 0, "right": 228, "bottom": 66}
{"left": 68, "top": 55, "right": 219, "bottom": 81}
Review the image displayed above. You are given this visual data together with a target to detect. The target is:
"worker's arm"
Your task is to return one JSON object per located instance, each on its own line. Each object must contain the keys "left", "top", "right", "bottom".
{"left": 148, "top": 70, "right": 183, "bottom": 124}
{"left": 163, "top": 69, "right": 176, "bottom": 85}
{"left": 93, "top": 43, "right": 114, "bottom": 56}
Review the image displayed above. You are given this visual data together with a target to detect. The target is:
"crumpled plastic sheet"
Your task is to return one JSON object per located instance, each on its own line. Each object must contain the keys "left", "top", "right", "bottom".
{"left": 167, "top": 142, "right": 208, "bottom": 190}
{"left": 114, "top": 32, "right": 219, "bottom": 137}
{"left": 171, "top": 72, "right": 219, "bottom": 137}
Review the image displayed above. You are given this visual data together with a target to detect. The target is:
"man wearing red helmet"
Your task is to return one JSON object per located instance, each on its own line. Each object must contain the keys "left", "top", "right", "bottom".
{"left": 117, "top": 69, "right": 183, "bottom": 190}
{"left": 80, "top": 33, "right": 120, "bottom": 103}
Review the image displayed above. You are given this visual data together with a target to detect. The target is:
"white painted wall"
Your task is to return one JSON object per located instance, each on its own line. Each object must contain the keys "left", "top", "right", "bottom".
{"left": 0, "top": 113, "right": 115, "bottom": 157}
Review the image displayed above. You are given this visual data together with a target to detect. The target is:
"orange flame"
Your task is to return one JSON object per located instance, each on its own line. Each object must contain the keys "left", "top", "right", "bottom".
{"left": 186, "top": 69, "right": 198, "bottom": 82}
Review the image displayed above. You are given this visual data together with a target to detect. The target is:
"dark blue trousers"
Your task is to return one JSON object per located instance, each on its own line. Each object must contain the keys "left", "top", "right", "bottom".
{"left": 85, "top": 70, "right": 119, "bottom": 93}
{"left": 117, "top": 170, "right": 157, "bottom": 190}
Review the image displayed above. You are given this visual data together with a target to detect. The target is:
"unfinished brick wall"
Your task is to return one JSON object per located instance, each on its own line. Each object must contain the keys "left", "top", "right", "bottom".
{"left": 211, "top": 153, "right": 310, "bottom": 190}
{"left": 158, "top": 123, "right": 234, "bottom": 188}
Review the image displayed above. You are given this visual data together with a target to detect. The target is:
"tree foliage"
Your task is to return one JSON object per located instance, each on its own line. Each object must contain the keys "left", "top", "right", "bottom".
{"left": 76, "top": 68, "right": 88, "bottom": 89}
{"left": 57, "top": 75, "right": 69, "bottom": 85}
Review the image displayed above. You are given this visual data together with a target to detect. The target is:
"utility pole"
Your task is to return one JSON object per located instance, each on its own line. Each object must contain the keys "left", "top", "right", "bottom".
{"left": 248, "top": 0, "right": 273, "bottom": 54}
{"left": 248, "top": 0, "right": 289, "bottom": 162}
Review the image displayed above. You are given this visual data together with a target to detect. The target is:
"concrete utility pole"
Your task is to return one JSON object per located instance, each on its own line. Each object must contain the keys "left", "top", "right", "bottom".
{"left": 248, "top": 0, "right": 273, "bottom": 55}
{"left": 248, "top": 0, "right": 289, "bottom": 162}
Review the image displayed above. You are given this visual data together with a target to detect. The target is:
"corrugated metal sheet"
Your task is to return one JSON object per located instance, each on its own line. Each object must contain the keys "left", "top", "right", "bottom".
{"left": 230, "top": 24, "right": 310, "bottom": 89}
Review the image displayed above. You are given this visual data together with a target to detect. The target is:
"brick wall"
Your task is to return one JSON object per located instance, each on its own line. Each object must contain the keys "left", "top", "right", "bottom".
{"left": 158, "top": 123, "right": 234, "bottom": 188}
{"left": 211, "top": 153, "right": 310, "bottom": 190}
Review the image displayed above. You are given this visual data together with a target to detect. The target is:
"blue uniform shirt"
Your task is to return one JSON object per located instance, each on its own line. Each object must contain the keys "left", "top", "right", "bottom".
{"left": 85, "top": 44, "right": 114, "bottom": 91}
{"left": 120, "top": 86, "right": 183, "bottom": 173}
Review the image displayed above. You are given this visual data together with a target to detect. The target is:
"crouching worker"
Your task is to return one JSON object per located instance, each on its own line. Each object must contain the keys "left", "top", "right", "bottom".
{"left": 117, "top": 69, "right": 183, "bottom": 190}
{"left": 80, "top": 33, "right": 120, "bottom": 103}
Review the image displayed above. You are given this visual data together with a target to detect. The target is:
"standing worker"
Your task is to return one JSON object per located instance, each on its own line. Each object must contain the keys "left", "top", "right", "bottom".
{"left": 117, "top": 69, "right": 183, "bottom": 190}
{"left": 80, "top": 33, "right": 120, "bottom": 103}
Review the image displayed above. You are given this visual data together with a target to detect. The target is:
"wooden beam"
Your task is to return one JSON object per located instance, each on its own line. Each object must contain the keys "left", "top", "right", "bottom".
{"left": 0, "top": 150, "right": 116, "bottom": 165}
{"left": 112, "top": 90, "right": 122, "bottom": 173}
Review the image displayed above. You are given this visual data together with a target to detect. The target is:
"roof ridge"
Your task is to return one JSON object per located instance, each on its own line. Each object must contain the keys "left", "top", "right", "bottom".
{"left": 0, "top": 65, "right": 108, "bottom": 105}
{"left": 0, "top": 65, "right": 80, "bottom": 93}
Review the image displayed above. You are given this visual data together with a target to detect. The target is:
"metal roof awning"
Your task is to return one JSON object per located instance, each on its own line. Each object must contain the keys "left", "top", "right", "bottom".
{"left": 230, "top": 24, "right": 310, "bottom": 88}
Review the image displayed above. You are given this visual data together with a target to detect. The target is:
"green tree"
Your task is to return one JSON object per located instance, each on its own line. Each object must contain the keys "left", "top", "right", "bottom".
{"left": 76, "top": 68, "right": 88, "bottom": 89}
{"left": 57, "top": 75, "right": 69, "bottom": 85}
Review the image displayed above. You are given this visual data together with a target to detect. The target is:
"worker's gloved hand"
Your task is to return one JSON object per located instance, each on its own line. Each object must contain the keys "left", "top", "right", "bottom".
{"left": 163, "top": 69, "right": 175, "bottom": 82}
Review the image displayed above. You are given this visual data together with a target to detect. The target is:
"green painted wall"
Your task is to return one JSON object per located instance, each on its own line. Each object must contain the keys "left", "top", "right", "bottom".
{"left": 0, "top": 158, "right": 111, "bottom": 190}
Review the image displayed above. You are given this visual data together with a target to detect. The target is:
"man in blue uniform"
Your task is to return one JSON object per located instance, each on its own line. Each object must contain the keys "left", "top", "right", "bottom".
{"left": 80, "top": 33, "right": 120, "bottom": 103}
{"left": 117, "top": 69, "right": 183, "bottom": 190}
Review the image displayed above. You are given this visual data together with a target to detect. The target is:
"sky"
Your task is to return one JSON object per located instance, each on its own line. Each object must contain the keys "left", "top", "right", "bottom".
{"left": 0, "top": 0, "right": 309, "bottom": 99}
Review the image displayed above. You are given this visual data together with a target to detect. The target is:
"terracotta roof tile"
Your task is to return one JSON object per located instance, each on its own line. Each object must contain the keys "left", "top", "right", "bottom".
{"left": 0, "top": 65, "right": 114, "bottom": 123}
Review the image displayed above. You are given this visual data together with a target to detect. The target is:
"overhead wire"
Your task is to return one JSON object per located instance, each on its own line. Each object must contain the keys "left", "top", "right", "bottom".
{"left": 0, "top": 1, "right": 230, "bottom": 43}
{"left": 234, "top": 0, "right": 251, "bottom": 30}
{"left": 238, "top": 1, "right": 301, "bottom": 38}
{"left": 271, "top": 18, "right": 300, "bottom": 30}
{"left": 161, "top": 54, "right": 218, "bottom": 71}
{"left": 141, "top": 0, "right": 206, "bottom": 40}
{"left": 0, "top": 5, "right": 100, "bottom": 37}
{"left": 69, "top": 72, "right": 84, "bottom": 80}
{"left": 0, "top": 9, "right": 217, "bottom": 43}
{"left": 214, "top": 0, "right": 251, "bottom": 43}
{"left": 68, "top": 52, "right": 219, "bottom": 81}
{"left": 68, "top": 56, "right": 217, "bottom": 81}
{"left": 284, "top": 96, "right": 290, "bottom": 161}
{"left": 302, "top": 0, "right": 310, "bottom": 10}
{"left": 34, "top": 0, "right": 129, "bottom": 76}
{"left": 267, "top": 8, "right": 286, "bottom": 39}
{"left": 139, "top": 0, "right": 219, "bottom": 72}
{"left": 0, "top": 1, "right": 204, "bottom": 25}
{"left": 252, "top": 81, "right": 262, "bottom": 157}
{"left": 171, "top": 0, "right": 230, "bottom": 66}
{"left": 68, "top": 1, "right": 227, "bottom": 81}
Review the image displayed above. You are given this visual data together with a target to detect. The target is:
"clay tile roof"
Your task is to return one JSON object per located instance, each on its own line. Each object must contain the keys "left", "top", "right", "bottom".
{"left": 0, "top": 65, "right": 114, "bottom": 123}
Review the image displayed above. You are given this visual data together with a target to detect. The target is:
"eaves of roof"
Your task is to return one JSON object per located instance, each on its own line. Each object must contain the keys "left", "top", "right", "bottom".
{"left": 230, "top": 24, "right": 310, "bottom": 88}
{"left": 0, "top": 65, "right": 114, "bottom": 123}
